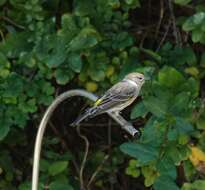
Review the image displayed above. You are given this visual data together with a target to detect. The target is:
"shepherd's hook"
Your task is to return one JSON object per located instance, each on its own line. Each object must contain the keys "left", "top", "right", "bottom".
{"left": 31, "top": 89, "right": 139, "bottom": 190}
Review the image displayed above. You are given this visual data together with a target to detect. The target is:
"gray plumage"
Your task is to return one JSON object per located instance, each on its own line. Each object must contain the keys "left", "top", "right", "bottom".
{"left": 71, "top": 72, "right": 145, "bottom": 126}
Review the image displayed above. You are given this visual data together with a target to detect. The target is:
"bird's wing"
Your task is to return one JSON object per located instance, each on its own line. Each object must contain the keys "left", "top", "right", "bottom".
{"left": 71, "top": 81, "right": 138, "bottom": 125}
{"left": 90, "top": 81, "right": 137, "bottom": 115}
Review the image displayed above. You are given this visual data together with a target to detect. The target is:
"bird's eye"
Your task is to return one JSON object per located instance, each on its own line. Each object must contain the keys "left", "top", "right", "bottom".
{"left": 138, "top": 77, "right": 143, "bottom": 80}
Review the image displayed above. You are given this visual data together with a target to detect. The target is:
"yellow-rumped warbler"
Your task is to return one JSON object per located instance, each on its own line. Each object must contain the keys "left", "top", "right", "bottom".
{"left": 71, "top": 72, "right": 145, "bottom": 126}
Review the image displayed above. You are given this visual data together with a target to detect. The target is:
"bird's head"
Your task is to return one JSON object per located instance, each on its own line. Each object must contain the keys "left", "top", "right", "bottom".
{"left": 124, "top": 72, "right": 145, "bottom": 86}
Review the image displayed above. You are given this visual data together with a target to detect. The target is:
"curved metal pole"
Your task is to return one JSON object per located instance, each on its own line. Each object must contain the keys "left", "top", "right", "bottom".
{"left": 32, "top": 89, "right": 138, "bottom": 190}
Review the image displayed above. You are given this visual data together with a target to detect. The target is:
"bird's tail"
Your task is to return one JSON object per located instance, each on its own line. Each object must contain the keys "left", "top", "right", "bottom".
{"left": 70, "top": 107, "right": 98, "bottom": 127}
{"left": 70, "top": 111, "right": 90, "bottom": 127}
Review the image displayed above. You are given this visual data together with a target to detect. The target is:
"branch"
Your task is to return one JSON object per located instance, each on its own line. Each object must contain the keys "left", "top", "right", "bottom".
{"left": 49, "top": 121, "right": 80, "bottom": 174}
{"left": 155, "top": 0, "right": 164, "bottom": 40}
{"left": 168, "top": 0, "right": 181, "bottom": 45}
{"left": 77, "top": 125, "right": 90, "bottom": 190}
{"left": 87, "top": 154, "right": 109, "bottom": 189}
{"left": 0, "top": 16, "right": 25, "bottom": 30}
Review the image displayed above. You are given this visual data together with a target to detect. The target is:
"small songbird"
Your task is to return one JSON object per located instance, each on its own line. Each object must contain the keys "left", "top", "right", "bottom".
{"left": 71, "top": 72, "right": 145, "bottom": 126}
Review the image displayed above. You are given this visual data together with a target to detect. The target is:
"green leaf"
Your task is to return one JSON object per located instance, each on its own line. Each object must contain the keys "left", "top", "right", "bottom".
{"left": 180, "top": 77, "right": 199, "bottom": 98}
{"left": 68, "top": 53, "right": 82, "bottom": 73}
{"left": 196, "top": 113, "right": 205, "bottom": 129}
{"left": 0, "top": 0, "right": 6, "bottom": 6}
{"left": 0, "top": 52, "right": 10, "bottom": 78}
{"left": 55, "top": 69, "right": 70, "bottom": 85}
{"left": 192, "top": 29, "right": 203, "bottom": 43}
{"left": 175, "top": 117, "right": 194, "bottom": 135}
{"left": 126, "top": 159, "right": 140, "bottom": 178}
{"left": 112, "top": 32, "right": 134, "bottom": 49}
{"left": 182, "top": 180, "right": 205, "bottom": 190}
{"left": 157, "top": 156, "right": 176, "bottom": 179}
{"left": 19, "top": 182, "right": 44, "bottom": 190}
{"left": 89, "top": 70, "right": 105, "bottom": 82}
{"left": 119, "top": 58, "right": 140, "bottom": 80}
{"left": 166, "top": 146, "right": 190, "bottom": 165}
{"left": 158, "top": 66, "right": 185, "bottom": 88}
{"left": 184, "top": 47, "right": 197, "bottom": 65}
{"left": 174, "top": 0, "right": 191, "bottom": 5}
{"left": 68, "top": 27, "right": 100, "bottom": 51}
{"left": 200, "top": 52, "right": 205, "bottom": 67}
{"left": 61, "top": 14, "right": 78, "bottom": 40}
{"left": 125, "top": 0, "right": 140, "bottom": 6}
{"left": 50, "top": 181, "right": 74, "bottom": 190}
{"left": 141, "top": 164, "right": 158, "bottom": 187}
{"left": 143, "top": 96, "right": 168, "bottom": 118}
{"left": 141, "top": 48, "right": 162, "bottom": 63}
{"left": 169, "top": 92, "right": 190, "bottom": 116}
{"left": 130, "top": 101, "right": 148, "bottom": 119}
{"left": 183, "top": 12, "right": 205, "bottom": 31}
{"left": 120, "top": 142, "right": 159, "bottom": 164}
{"left": 40, "top": 159, "right": 50, "bottom": 172}
{"left": 140, "top": 117, "right": 163, "bottom": 145}
{"left": 185, "top": 67, "right": 199, "bottom": 77}
{"left": 0, "top": 32, "right": 31, "bottom": 58}
{"left": 154, "top": 176, "right": 180, "bottom": 190}
{"left": 48, "top": 161, "right": 68, "bottom": 176}
{"left": 0, "top": 120, "right": 11, "bottom": 141}
{"left": 45, "top": 39, "right": 67, "bottom": 68}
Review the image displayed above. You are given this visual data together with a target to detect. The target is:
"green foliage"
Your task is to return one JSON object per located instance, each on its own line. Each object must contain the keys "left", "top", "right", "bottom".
{"left": 0, "top": 0, "right": 205, "bottom": 190}
{"left": 174, "top": 0, "right": 192, "bottom": 5}
{"left": 182, "top": 180, "right": 205, "bottom": 190}
{"left": 183, "top": 12, "right": 205, "bottom": 43}
{"left": 48, "top": 161, "right": 68, "bottom": 176}
{"left": 125, "top": 159, "right": 140, "bottom": 178}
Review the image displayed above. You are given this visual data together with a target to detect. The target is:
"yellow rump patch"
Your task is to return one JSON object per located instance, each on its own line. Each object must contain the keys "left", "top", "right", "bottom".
{"left": 94, "top": 98, "right": 102, "bottom": 106}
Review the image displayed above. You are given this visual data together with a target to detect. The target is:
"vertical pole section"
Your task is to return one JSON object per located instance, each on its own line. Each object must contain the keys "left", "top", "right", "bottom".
{"left": 32, "top": 89, "right": 138, "bottom": 190}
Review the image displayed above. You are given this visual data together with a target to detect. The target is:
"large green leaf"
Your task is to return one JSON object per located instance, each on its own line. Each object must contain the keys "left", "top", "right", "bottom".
{"left": 196, "top": 113, "right": 205, "bottom": 129}
{"left": 125, "top": 0, "right": 141, "bottom": 7}
{"left": 0, "top": 0, "right": 6, "bottom": 6}
{"left": 130, "top": 101, "right": 148, "bottom": 119}
{"left": 68, "top": 53, "right": 82, "bottom": 73}
{"left": 112, "top": 32, "right": 134, "bottom": 49}
{"left": 174, "top": 0, "right": 191, "bottom": 5}
{"left": 180, "top": 77, "right": 199, "bottom": 98}
{"left": 182, "top": 180, "right": 205, "bottom": 190}
{"left": 158, "top": 66, "right": 185, "bottom": 88}
{"left": 183, "top": 12, "right": 205, "bottom": 31}
{"left": 48, "top": 161, "right": 68, "bottom": 176}
{"left": 50, "top": 181, "right": 74, "bottom": 190}
{"left": 175, "top": 117, "right": 194, "bottom": 135}
{"left": 153, "top": 176, "right": 180, "bottom": 190}
{"left": 143, "top": 96, "right": 168, "bottom": 118}
{"left": 169, "top": 92, "right": 190, "bottom": 116}
{"left": 157, "top": 155, "right": 176, "bottom": 180}
{"left": 119, "top": 58, "right": 140, "bottom": 80}
{"left": 166, "top": 145, "right": 190, "bottom": 165}
{"left": 0, "top": 52, "right": 10, "bottom": 78}
{"left": 55, "top": 68, "right": 73, "bottom": 85}
{"left": 140, "top": 117, "right": 163, "bottom": 145}
{"left": 0, "top": 32, "right": 32, "bottom": 58}
{"left": 120, "top": 142, "right": 159, "bottom": 164}
{"left": 192, "top": 29, "right": 204, "bottom": 43}
{"left": 44, "top": 39, "right": 67, "bottom": 68}
{"left": 0, "top": 120, "right": 11, "bottom": 141}
{"left": 68, "top": 27, "right": 100, "bottom": 51}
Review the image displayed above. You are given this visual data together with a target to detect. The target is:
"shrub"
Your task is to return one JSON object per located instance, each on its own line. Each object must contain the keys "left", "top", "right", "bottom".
{"left": 0, "top": 0, "right": 205, "bottom": 190}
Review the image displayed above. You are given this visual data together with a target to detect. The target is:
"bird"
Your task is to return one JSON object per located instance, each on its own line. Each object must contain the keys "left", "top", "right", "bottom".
{"left": 71, "top": 72, "right": 145, "bottom": 126}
